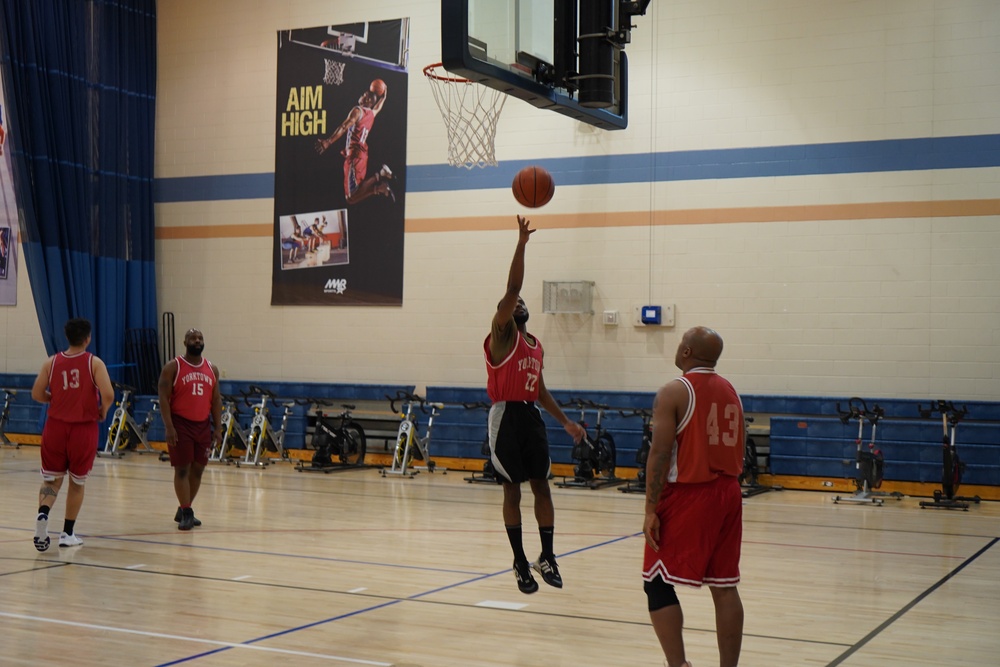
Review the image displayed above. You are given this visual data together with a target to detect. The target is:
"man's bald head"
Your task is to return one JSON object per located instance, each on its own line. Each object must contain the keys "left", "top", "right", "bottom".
{"left": 674, "top": 326, "right": 724, "bottom": 371}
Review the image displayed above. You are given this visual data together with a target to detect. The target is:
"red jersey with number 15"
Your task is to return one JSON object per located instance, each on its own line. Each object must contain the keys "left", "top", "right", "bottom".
{"left": 47, "top": 351, "right": 100, "bottom": 423}
{"left": 484, "top": 330, "right": 544, "bottom": 403}
{"left": 669, "top": 367, "right": 744, "bottom": 485}
{"left": 170, "top": 356, "right": 216, "bottom": 421}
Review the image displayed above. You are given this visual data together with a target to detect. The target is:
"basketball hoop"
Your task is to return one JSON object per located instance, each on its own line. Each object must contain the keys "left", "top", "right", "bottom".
{"left": 323, "top": 59, "right": 346, "bottom": 86}
{"left": 424, "top": 63, "right": 507, "bottom": 169}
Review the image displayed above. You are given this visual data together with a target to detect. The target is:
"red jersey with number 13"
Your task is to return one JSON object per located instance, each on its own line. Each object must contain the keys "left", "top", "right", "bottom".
{"left": 170, "top": 356, "right": 215, "bottom": 421}
{"left": 670, "top": 368, "right": 744, "bottom": 484}
{"left": 484, "top": 330, "right": 544, "bottom": 403}
{"left": 47, "top": 351, "right": 100, "bottom": 423}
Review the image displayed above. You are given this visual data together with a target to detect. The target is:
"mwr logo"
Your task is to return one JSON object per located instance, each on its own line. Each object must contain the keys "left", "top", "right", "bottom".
{"left": 324, "top": 278, "right": 347, "bottom": 294}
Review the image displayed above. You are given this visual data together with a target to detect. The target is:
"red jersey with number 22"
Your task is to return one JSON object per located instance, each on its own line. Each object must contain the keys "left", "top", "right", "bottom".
{"left": 170, "top": 356, "right": 216, "bottom": 421}
{"left": 670, "top": 368, "right": 744, "bottom": 484}
{"left": 484, "top": 330, "right": 543, "bottom": 403}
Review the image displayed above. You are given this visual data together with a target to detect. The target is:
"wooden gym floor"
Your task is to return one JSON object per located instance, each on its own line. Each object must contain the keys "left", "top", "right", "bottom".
{"left": 1, "top": 446, "right": 998, "bottom": 666}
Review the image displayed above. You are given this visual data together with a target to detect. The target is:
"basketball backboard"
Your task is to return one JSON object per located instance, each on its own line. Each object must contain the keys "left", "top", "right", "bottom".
{"left": 284, "top": 19, "right": 410, "bottom": 71}
{"left": 441, "top": 0, "right": 647, "bottom": 130}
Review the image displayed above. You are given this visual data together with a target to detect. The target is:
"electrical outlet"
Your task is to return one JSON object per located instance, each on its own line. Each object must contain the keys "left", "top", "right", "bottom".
{"left": 602, "top": 310, "right": 619, "bottom": 326}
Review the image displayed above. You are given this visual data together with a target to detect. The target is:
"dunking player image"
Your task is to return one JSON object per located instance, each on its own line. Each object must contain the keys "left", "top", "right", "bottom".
{"left": 485, "top": 215, "right": 586, "bottom": 594}
{"left": 30, "top": 318, "right": 115, "bottom": 551}
{"left": 314, "top": 80, "right": 395, "bottom": 205}
{"left": 158, "top": 328, "right": 222, "bottom": 531}
{"left": 643, "top": 326, "right": 745, "bottom": 667}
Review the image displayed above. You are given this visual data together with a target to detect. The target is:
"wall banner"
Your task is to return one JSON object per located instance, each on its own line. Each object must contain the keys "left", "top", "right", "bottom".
{"left": 0, "top": 76, "right": 19, "bottom": 306}
{"left": 272, "top": 19, "right": 409, "bottom": 306}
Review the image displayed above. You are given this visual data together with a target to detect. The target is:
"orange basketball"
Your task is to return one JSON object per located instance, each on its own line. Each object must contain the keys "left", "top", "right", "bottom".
{"left": 370, "top": 79, "right": 387, "bottom": 97}
{"left": 512, "top": 165, "right": 555, "bottom": 208}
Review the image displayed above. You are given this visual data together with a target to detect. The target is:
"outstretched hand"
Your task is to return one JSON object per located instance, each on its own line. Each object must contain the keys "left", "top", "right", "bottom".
{"left": 314, "top": 137, "right": 328, "bottom": 154}
{"left": 517, "top": 215, "right": 535, "bottom": 244}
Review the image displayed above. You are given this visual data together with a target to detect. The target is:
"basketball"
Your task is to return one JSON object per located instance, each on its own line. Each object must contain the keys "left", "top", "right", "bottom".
{"left": 512, "top": 165, "right": 555, "bottom": 208}
{"left": 370, "top": 79, "right": 387, "bottom": 97}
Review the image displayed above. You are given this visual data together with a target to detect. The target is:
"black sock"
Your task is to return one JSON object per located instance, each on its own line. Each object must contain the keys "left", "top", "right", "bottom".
{"left": 37, "top": 506, "right": 51, "bottom": 517}
{"left": 539, "top": 526, "right": 555, "bottom": 558}
{"left": 63, "top": 519, "right": 76, "bottom": 535}
{"left": 505, "top": 524, "right": 527, "bottom": 563}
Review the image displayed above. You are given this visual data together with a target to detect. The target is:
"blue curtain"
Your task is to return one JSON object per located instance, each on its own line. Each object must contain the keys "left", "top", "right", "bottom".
{"left": 0, "top": 0, "right": 157, "bottom": 368}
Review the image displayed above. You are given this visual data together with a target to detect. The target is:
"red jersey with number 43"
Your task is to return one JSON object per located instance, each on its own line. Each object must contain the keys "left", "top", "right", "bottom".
{"left": 170, "top": 356, "right": 215, "bottom": 421}
{"left": 47, "top": 351, "right": 100, "bottom": 423}
{"left": 671, "top": 367, "right": 744, "bottom": 484}
{"left": 484, "top": 330, "right": 544, "bottom": 403}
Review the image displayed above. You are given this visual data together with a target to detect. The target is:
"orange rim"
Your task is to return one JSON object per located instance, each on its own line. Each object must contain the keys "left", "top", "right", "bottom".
{"left": 423, "top": 63, "right": 472, "bottom": 83}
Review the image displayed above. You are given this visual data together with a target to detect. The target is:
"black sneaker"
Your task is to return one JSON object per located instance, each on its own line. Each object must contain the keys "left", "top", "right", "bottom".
{"left": 174, "top": 507, "right": 202, "bottom": 527}
{"left": 513, "top": 559, "right": 538, "bottom": 594}
{"left": 531, "top": 554, "right": 563, "bottom": 588}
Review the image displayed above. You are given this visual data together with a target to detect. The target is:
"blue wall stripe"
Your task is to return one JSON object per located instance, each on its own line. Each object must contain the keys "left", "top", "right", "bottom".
{"left": 154, "top": 133, "right": 1000, "bottom": 203}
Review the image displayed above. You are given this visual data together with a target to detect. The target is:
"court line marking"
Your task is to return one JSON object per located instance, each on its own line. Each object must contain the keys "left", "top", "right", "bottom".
{"left": 476, "top": 600, "right": 528, "bottom": 610}
{"left": 0, "top": 611, "right": 392, "bottom": 666}
{"left": 825, "top": 536, "right": 999, "bottom": 667}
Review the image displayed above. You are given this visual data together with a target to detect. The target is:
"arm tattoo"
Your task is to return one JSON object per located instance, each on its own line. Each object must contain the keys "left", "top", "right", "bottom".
{"left": 645, "top": 448, "right": 669, "bottom": 507}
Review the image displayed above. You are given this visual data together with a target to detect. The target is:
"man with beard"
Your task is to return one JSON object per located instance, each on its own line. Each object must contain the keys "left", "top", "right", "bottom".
{"left": 158, "top": 328, "right": 222, "bottom": 530}
{"left": 484, "top": 215, "right": 586, "bottom": 593}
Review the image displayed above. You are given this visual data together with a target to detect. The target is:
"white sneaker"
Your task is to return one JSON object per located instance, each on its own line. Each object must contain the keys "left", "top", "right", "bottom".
{"left": 58, "top": 532, "right": 83, "bottom": 547}
{"left": 378, "top": 164, "right": 393, "bottom": 181}
{"left": 33, "top": 514, "right": 50, "bottom": 552}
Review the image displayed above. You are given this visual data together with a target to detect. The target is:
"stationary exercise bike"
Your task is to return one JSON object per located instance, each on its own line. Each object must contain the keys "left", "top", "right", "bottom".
{"left": 382, "top": 390, "right": 444, "bottom": 477}
{"left": 918, "top": 400, "right": 981, "bottom": 511}
{"left": 462, "top": 401, "right": 498, "bottom": 484}
{"left": 100, "top": 382, "right": 161, "bottom": 457}
{"left": 210, "top": 393, "right": 251, "bottom": 463}
{"left": 832, "top": 397, "right": 901, "bottom": 505}
{"left": 295, "top": 398, "right": 367, "bottom": 473}
{"left": 555, "top": 398, "right": 623, "bottom": 489}
{"left": 238, "top": 385, "right": 294, "bottom": 468}
{"left": 1, "top": 387, "right": 21, "bottom": 448}
{"left": 618, "top": 408, "right": 651, "bottom": 494}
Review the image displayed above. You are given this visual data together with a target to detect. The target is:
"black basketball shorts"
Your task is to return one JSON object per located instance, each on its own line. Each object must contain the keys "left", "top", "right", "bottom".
{"left": 488, "top": 401, "right": 551, "bottom": 483}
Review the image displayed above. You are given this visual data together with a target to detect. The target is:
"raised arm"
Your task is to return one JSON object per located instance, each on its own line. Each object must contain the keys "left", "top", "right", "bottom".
{"left": 372, "top": 87, "right": 387, "bottom": 115}
{"left": 489, "top": 216, "right": 534, "bottom": 362}
{"left": 315, "top": 106, "right": 361, "bottom": 154}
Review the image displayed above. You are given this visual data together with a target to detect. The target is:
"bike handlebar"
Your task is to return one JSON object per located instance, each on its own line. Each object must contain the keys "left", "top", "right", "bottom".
{"left": 111, "top": 381, "right": 138, "bottom": 393}
{"left": 462, "top": 401, "right": 490, "bottom": 410}
{"left": 618, "top": 407, "right": 651, "bottom": 419}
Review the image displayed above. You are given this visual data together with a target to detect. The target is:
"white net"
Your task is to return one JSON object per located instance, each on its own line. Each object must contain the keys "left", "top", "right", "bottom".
{"left": 424, "top": 64, "right": 507, "bottom": 169}
{"left": 324, "top": 59, "right": 346, "bottom": 86}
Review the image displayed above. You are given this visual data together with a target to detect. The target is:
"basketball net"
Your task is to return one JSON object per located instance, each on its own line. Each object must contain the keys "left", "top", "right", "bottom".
{"left": 324, "top": 59, "right": 346, "bottom": 86}
{"left": 424, "top": 63, "right": 507, "bottom": 169}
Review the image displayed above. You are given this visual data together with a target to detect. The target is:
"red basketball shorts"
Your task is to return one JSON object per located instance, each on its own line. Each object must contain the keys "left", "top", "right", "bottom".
{"left": 642, "top": 475, "right": 743, "bottom": 588}
{"left": 40, "top": 417, "right": 99, "bottom": 482}
{"left": 168, "top": 414, "right": 211, "bottom": 467}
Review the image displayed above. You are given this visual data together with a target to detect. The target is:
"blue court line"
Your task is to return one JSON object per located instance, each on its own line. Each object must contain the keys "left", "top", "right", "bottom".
{"left": 154, "top": 532, "right": 638, "bottom": 666}
{"left": 154, "top": 133, "right": 1000, "bottom": 202}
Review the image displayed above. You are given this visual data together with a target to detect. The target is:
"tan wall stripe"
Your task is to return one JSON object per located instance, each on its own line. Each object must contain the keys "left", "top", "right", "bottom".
{"left": 155, "top": 199, "right": 1000, "bottom": 239}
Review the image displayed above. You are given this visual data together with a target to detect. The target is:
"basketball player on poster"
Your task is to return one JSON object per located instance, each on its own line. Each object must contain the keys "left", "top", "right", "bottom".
{"left": 314, "top": 79, "right": 396, "bottom": 205}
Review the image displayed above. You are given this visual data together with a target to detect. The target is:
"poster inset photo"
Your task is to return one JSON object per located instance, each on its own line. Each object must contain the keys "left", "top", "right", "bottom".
{"left": 279, "top": 210, "right": 350, "bottom": 271}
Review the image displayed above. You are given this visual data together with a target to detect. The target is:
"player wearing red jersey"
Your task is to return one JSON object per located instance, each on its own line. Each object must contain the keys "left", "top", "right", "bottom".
{"left": 158, "top": 328, "right": 222, "bottom": 531}
{"left": 643, "top": 326, "right": 745, "bottom": 667}
{"left": 315, "top": 82, "right": 395, "bottom": 204}
{"left": 30, "top": 318, "right": 115, "bottom": 551}
{"left": 485, "top": 215, "right": 585, "bottom": 594}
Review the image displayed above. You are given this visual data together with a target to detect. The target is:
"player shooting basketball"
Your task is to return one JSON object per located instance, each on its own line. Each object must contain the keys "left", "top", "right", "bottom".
{"left": 315, "top": 80, "right": 395, "bottom": 205}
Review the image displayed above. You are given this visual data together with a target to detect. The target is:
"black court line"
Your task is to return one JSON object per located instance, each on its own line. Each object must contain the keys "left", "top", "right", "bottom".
{"left": 825, "top": 536, "right": 999, "bottom": 666}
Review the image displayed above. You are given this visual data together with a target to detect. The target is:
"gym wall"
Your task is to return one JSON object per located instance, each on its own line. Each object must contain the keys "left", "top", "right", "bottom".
{"left": 1, "top": 0, "right": 998, "bottom": 401}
